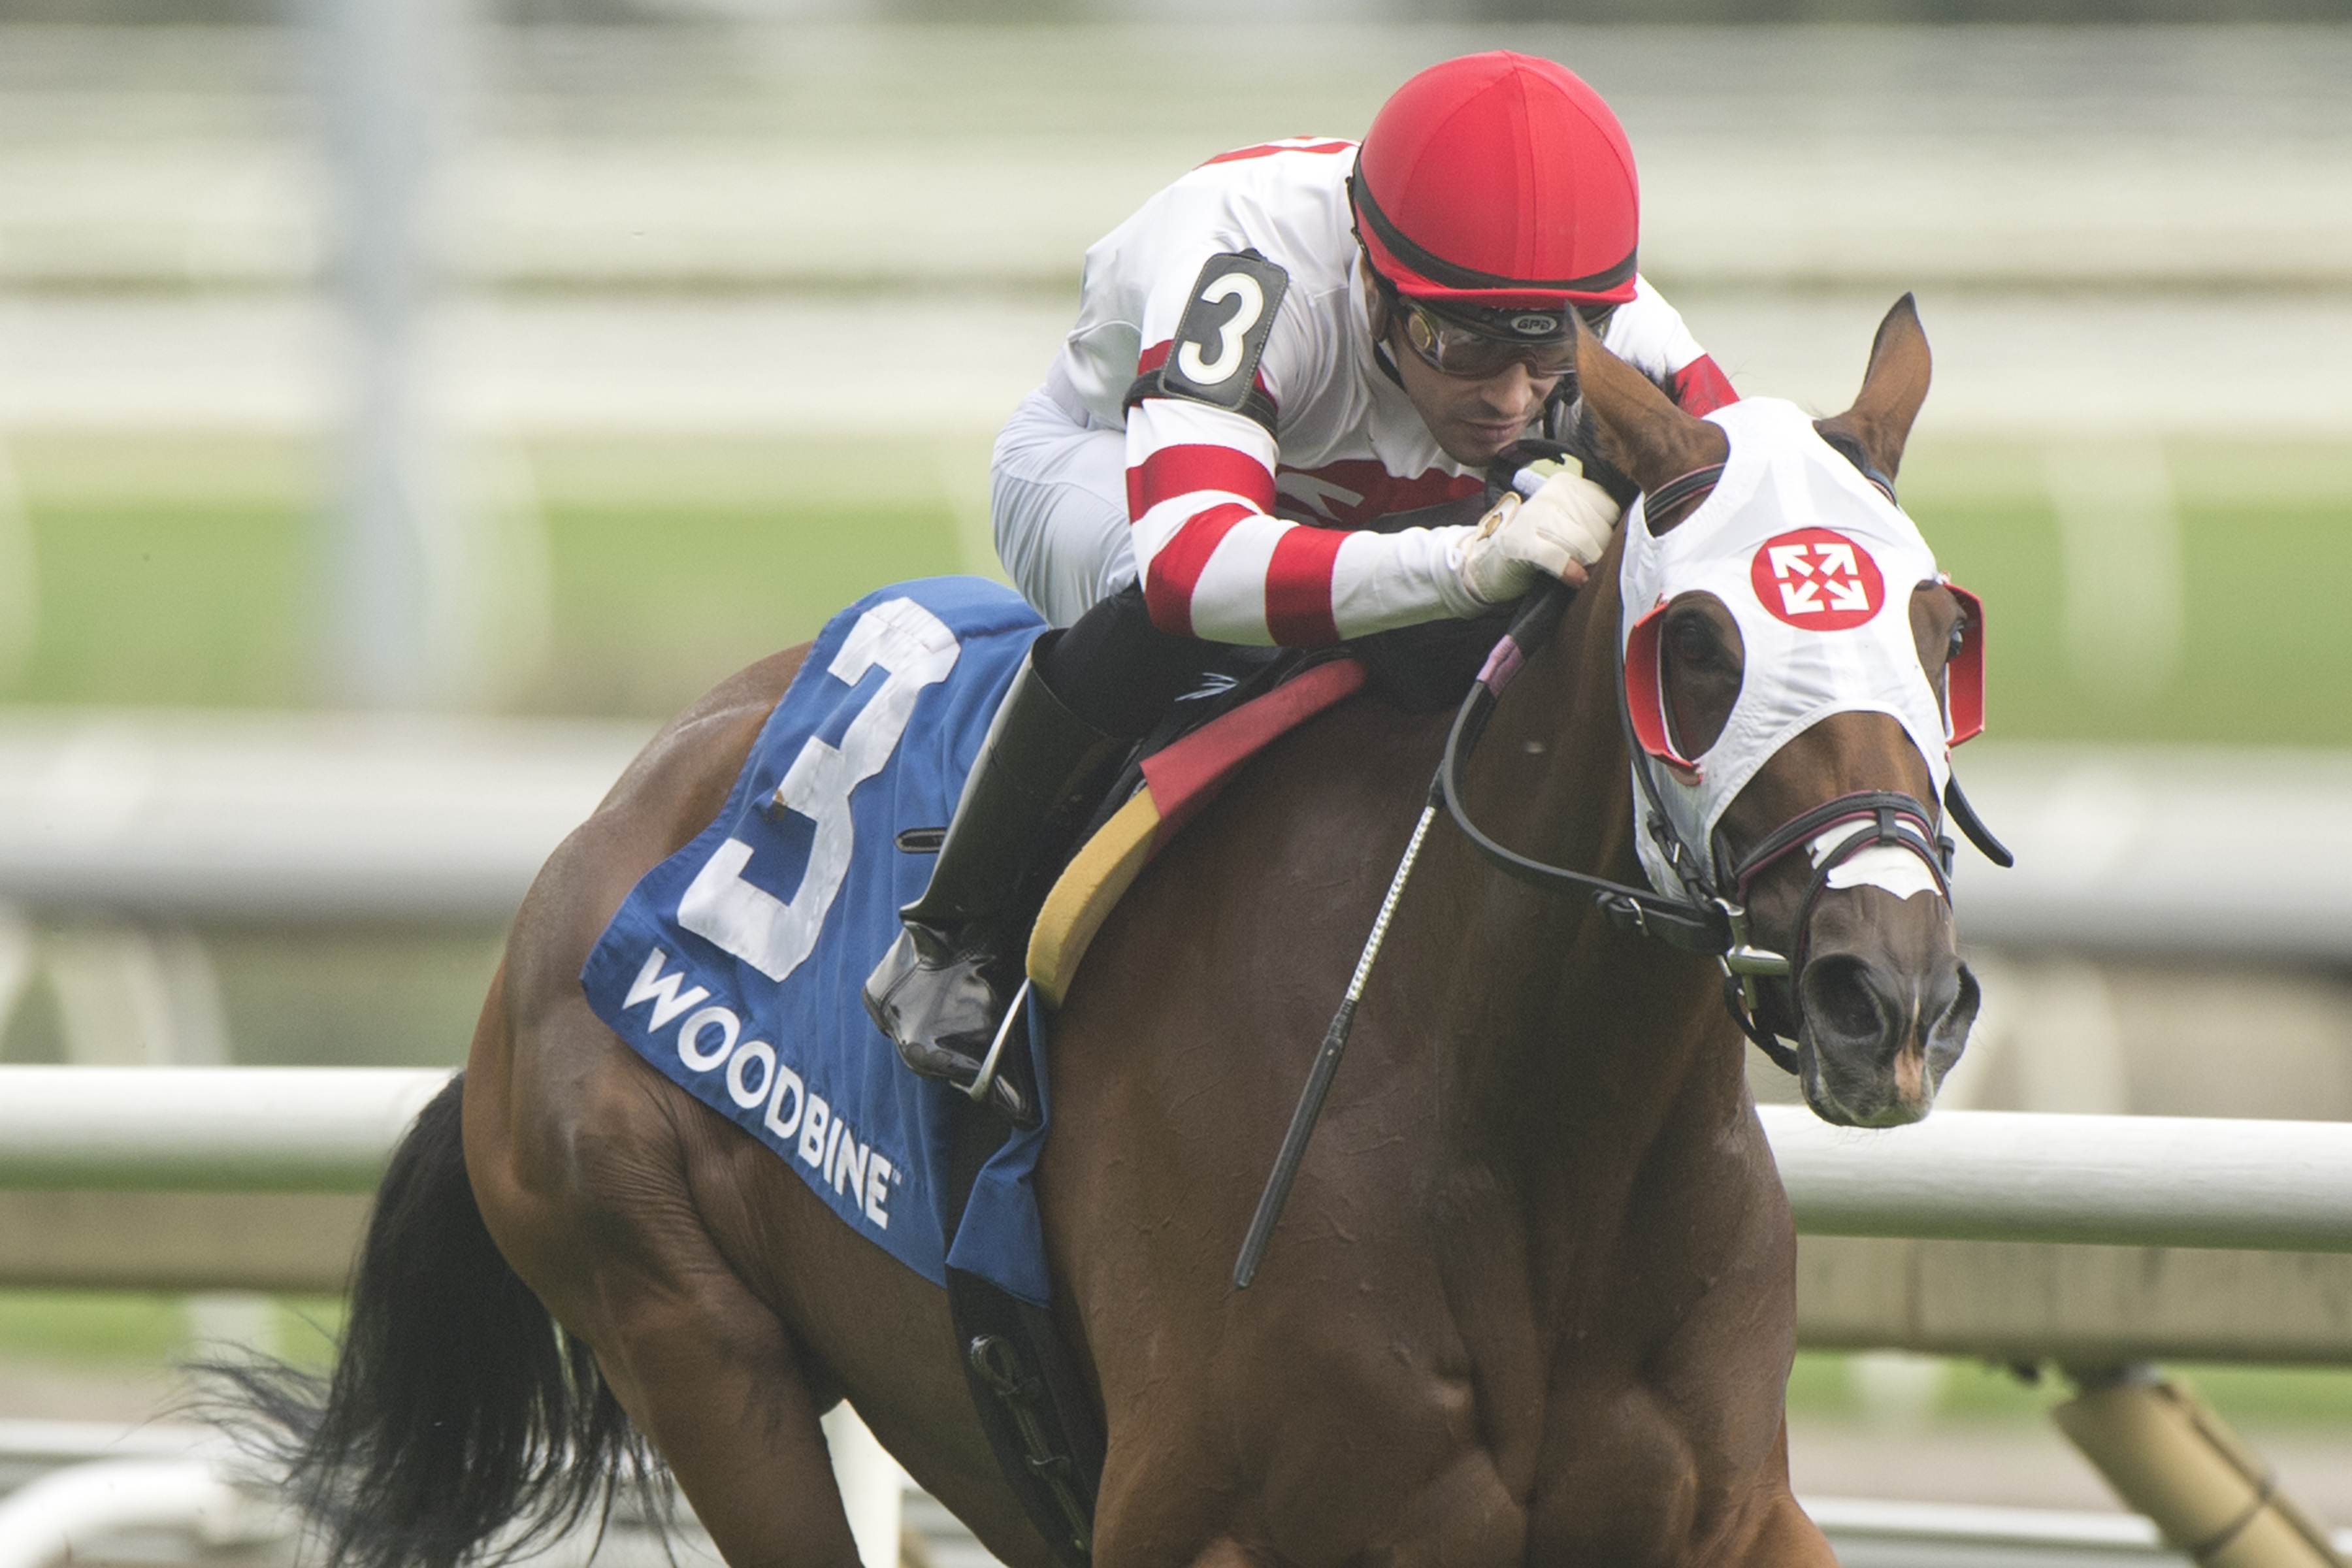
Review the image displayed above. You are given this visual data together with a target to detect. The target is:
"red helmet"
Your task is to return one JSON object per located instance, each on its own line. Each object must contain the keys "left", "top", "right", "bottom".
{"left": 1351, "top": 52, "right": 1641, "bottom": 309}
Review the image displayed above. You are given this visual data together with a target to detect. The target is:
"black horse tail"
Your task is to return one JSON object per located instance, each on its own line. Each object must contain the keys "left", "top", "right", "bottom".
{"left": 208, "top": 1073, "right": 666, "bottom": 1568}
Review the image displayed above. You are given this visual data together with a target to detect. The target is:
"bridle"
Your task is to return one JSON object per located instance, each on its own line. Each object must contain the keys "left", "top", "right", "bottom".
{"left": 1433, "top": 473, "right": 2010, "bottom": 1073}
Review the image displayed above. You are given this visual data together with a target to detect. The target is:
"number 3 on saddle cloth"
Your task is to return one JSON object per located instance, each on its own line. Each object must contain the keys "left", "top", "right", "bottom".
{"left": 580, "top": 574, "right": 1367, "bottom": 1310}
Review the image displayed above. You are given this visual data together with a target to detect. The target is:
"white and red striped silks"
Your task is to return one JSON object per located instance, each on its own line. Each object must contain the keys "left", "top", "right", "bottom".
{"left": 1056, "top": 137, "right": 1737, "bottom": 647}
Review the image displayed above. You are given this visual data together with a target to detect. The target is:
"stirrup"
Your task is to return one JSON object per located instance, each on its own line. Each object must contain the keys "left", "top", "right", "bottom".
{"left": 864, "top": 931, "right": 1038, "bottom": 1127}
{"left": 963, "top": 979, "right": 1035, "bottom": 1124}
{"left": 884, "top": 1013, "right": 1038, "bottom": 1128}
{"left": 917, "top": 1005, "right": 1036, "bottom": 1129}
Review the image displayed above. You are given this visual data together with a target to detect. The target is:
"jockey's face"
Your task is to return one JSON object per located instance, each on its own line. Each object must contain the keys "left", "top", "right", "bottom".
{"left": 1389, "top": 333, "right": 1561, "bottom": 465}
{"left": 1358, "top": 257, "right": 1561, "bottom": 465}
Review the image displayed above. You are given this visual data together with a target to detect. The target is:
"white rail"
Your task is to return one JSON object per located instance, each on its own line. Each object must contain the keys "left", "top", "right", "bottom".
{"left": 0, "top": 1067, "right": 449, "bottom": 1191}
{"left": 1946, "top": 744, "right": 2352, "bottom": 962}
{"left": 0, "top": 1069, "right": 2345, "bottom": 1257}
{"left": 0, "top": 712, "right": 646, "bottom": 922}
{"left": 0, "top": 1461, "right": 288, "bottom": 1568}
{"left": 0, "top": 1073, "right": 2338, "bottom": 1567}
{"left": 1759, "top": 1105, "right": 2352, "bottom": 1253}
{"left": 0, "top": 717, "right": 2347, "bottom": 962}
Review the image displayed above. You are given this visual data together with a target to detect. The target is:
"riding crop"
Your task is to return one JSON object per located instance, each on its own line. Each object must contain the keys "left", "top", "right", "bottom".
{"left": 1232, "top": 581, "right": 1574, "bottom": 1290}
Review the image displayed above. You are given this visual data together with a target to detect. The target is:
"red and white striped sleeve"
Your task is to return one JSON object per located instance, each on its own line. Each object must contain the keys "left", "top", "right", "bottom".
{"left": 1125, "top": 391, "right": 1482, "bottom": 646}
{"left": 1612, "top": 276, "right": 1739, "bottom": 416}
{"left": 1671, "top": 354, "right": 1738, "bottom": 416}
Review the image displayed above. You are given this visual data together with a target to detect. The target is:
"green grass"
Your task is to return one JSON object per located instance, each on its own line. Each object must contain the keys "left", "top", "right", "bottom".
{"left": 2168, "top": 502, "right": 2352, "bottom": 743}
{"left": 1895, "top": 433, "right": 2352, "bottom": 745}
{"left": 191, "top": 926, "right": 508, "bottom": 1069}
{"left": 1911, "top": 488, "right": 2352, "bottom": 747}
{"left": 531, "top": 497, "right": 965, "bottom": 715}
{"left": 3, "top": 432, "right": 979, "bottom": 719}
{"left": 0, "top": 925, "right": 505, "bottom": 1071}
{"left": 21, "top": 497, "right": 310, "bottom": 709}
{"left": 5, "top": 429, "right": 2349, "bottom": 736}
{"left": 0, "top": 1289, "right": 342, "bottom": 1370}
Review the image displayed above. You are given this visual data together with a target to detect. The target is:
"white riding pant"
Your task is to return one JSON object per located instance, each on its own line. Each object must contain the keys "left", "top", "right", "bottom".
{"left": 991, "top": 365, "right": 1137, "bottom": 629}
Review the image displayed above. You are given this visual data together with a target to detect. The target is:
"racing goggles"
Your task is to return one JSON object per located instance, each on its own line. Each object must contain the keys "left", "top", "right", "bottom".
{"left": 1390, "top": 293, "right": 1612, "bottom": 382}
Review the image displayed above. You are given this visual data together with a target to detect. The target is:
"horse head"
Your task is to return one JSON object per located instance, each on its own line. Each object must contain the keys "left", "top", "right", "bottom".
{"left": 1577, "top": 296, "right": 1981, "bottom": 1127}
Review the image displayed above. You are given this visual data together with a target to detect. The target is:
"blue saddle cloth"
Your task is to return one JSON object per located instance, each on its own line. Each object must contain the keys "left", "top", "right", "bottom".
{"left": 580, "top": 578, "right": 1057, "bottom": 1305}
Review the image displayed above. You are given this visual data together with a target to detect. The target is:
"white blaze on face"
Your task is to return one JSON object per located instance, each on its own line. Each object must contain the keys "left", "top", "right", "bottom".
{"left": 1808, "top": 821, "right": 1940, "bottom": 902}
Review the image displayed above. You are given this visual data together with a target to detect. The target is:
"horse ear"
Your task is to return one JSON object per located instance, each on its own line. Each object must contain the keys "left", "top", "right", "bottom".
{"left": 1820, "top": 293, "right": 1932, "bottom": 482}
{"left": 1573, "top": 314, "right": 1729, "bottom": 532}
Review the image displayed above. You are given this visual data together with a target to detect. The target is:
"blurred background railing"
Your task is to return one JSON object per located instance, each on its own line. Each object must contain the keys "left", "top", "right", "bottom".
{"left": 0, "top": 0, "right": 2348, "bottom": 1555}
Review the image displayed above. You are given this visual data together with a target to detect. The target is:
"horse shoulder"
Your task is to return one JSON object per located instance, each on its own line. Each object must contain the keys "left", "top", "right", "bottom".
{"left": 1049, "top": 692, "right": 1448, "bottom": 1131}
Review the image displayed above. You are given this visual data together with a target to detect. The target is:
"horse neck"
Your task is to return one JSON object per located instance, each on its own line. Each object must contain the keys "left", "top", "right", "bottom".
{"left": 1422, "top": 560, "right": 1735, "bottom": 1161}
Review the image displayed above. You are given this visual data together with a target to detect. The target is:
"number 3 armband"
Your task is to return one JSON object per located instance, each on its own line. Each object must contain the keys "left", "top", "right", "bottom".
{"left": 1125, "top": 250, "right": 1289, "bottom": 436}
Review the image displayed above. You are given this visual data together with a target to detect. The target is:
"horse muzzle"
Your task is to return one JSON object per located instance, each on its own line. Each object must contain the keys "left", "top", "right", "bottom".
{"left": 1790, "top": 884, "right": 1979, "bottom": 1127}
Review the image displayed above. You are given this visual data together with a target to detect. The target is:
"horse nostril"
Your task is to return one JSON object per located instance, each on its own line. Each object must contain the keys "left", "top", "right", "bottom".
{"left": 1802, "top": 954, "right": 1885, "bottom": 1045}
{"left": 1943, "top": 963, "right": 1982, "bottom": 1034}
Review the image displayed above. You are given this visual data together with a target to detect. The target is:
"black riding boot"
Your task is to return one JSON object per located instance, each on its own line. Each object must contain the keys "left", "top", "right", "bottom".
{"left": 863, "top": 644, "right": 1128, "bottom": 1120}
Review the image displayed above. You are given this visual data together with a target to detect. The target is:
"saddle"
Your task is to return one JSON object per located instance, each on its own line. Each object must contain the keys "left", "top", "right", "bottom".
{"left": 1028, "top": 655, "right": 1367, "bottom": 1006}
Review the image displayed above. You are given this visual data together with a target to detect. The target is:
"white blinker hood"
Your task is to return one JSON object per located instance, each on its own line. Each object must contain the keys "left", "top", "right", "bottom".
{"left": 1618, "top": 397, "right": 1968, "bottom": 902}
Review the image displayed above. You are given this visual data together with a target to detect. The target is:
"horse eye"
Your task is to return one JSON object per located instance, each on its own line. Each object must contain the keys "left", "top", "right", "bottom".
{"left": 1946, "top": 624, "right": 1967, "bottom": 662}
{"left": 1669, "top": 619, "right": 1719, "bottom": 667}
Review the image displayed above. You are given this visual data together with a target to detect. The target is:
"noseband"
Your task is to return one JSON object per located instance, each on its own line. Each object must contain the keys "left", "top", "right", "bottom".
{"left": 1697, "top": 789, "right": 1950, "bottom": 1066}
{"left": 1436, "top": 579, "right": 2006, "bottom": 1073}
{"left": 1725, "top": 791, "right": 1948, "bottom": 975}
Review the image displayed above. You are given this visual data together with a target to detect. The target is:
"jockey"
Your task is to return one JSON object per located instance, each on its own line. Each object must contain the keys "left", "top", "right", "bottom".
{"left": 866, "top": 50, "right": 1739, "bottom": 1103}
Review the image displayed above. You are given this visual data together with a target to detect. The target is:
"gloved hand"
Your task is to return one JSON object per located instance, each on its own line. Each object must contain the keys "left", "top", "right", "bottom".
{"left": 1454, "top": 457, "right": 1621, "bottom": 606}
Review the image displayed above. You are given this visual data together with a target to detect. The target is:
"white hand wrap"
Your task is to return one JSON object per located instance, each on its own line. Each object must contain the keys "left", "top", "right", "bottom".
{"left": 1454, "top": 461, "right": 1622, "bottom": 606}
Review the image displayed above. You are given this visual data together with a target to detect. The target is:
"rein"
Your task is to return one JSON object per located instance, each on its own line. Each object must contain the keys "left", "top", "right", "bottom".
{"left": 1433, "top": 582, "right": 1805, "bottom": 1070}
{"left": 1435, "top": 585, "right": 1763, "bottom": 968}
{"left": 1435, "top": 557, "right": 2009, "bottom": 1071}
{"left": 1241, "top": 578, "right": 1806, "bottom": 1287}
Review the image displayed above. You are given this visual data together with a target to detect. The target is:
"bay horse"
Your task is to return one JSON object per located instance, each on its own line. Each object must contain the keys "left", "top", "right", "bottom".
{"left": 238, "top": 298, "right": 1978, "bottom": 1568}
